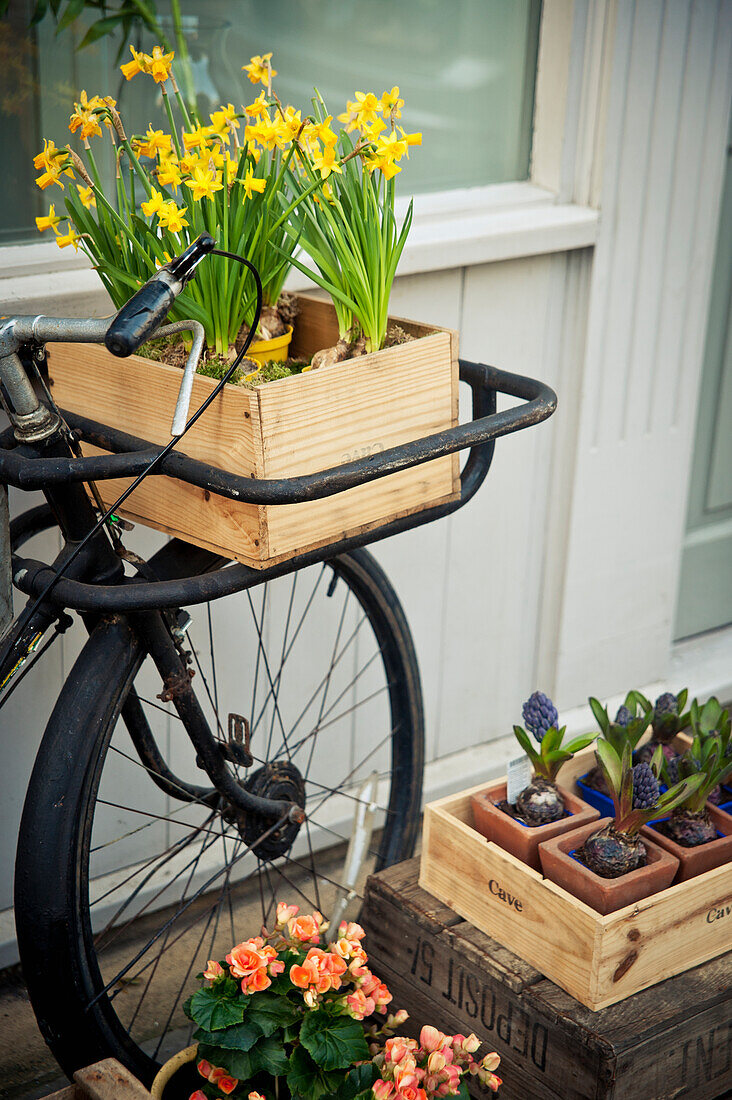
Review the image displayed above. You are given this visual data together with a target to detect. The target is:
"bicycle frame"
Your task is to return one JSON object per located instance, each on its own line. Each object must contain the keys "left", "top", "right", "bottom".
{"left": 0, "top": 313, "right": 556, "bottom": 830}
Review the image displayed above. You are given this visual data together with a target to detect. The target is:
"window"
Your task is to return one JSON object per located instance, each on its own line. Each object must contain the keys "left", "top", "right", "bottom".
{"left": 0, "top": 0, "right": 541, "bottom": 245}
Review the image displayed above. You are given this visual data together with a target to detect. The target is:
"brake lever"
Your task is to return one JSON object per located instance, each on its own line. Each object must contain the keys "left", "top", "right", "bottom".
{"left": 146, "top": 319, "right": 206, "bottom": 436}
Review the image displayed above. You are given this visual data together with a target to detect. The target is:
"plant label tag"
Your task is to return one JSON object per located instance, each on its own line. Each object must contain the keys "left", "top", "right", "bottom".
{"left": 506, "top": 754, "right": 533, "bottom": 804}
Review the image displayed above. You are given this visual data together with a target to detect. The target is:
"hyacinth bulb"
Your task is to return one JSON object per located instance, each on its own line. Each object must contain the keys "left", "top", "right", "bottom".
{"left": 521, "top": 691, "right": 558, "bottom": 743}
{"left": 579, "top": 824, "right": 647, "bottom": 878}
{"left": 515, "top": 778, "right": 564, "bottom": 825}
{"left": 666, "top": 809, "right": 717, "bottom": 847}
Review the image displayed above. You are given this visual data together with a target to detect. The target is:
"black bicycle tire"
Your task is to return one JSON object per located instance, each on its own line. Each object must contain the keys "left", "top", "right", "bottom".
{"left": 14, "top": 546, "right": 424, "bottom": 1085}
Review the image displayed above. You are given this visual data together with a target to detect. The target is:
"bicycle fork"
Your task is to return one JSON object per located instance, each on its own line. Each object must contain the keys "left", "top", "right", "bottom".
{"left": 128, "top": 609, "right": 306, "bottom": 828}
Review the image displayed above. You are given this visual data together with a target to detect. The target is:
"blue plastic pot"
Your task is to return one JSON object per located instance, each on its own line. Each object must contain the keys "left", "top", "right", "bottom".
{"left": 575, "top": 773, "right": 614, "bottom": 817}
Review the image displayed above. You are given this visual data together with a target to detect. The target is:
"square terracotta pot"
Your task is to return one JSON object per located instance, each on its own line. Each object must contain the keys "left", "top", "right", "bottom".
{"left": 470, "top": 780, "right": 600, "bottom": 872}
{"left": 641, "top": 804, "right": 732, "bottom": 882}
{"left": 538, "top": 817, "right": 679, "bottom": 915}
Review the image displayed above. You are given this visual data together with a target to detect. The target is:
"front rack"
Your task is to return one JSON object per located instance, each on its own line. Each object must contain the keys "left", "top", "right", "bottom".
{"left": 4, "top": 360, "right": 556, "bottom": 611}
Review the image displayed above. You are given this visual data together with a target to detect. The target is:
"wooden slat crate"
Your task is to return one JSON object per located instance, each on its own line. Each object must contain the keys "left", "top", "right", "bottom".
{"left": 419, "top": 757, "right": 732, "bottom": 1011}
{"left": 47, "top": 295, "right": 459, "bottom": 568}
{"left": 44, "top": 1058, "right": 152, "bottom": 1098}
{"left": 361, "top": 860, "right": 732, "bottom": 1100}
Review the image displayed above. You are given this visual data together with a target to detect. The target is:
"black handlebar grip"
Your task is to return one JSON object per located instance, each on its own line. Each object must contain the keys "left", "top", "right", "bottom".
{"left": 105, "top": 275, "right": 177, "bottom": 358}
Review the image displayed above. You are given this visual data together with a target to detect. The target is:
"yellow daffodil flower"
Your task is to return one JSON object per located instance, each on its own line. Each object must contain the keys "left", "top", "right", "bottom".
{"left": 337, "top": 99, "right": 360, "bottom": 134}
{"left": 35, "top": 204, "right": 64, "bottom": 233}
{"left": 136, "top": 127, "right": 172, "bottom": 159}
{"left": 156, "top": 201, "right": 188, "bottom": 232}
{"left": 183, "top": 123, "right": 213, "bottom": 151}
{"left": 374, "top": 131, "right": 408, "bottom": 162}
{"left": 311, "top": 115, "right": 338, "bottom": 146}
{"left": 149, "top": 45, "right": 174, "bottom": 84}
{"left": 55, "top": 227, "right": 82, "bottom": 251}
{"left": 241, "top": 167, "right": 267, "bottom": 201}
{"left": 209, "top": 104, "right": 240, "bottom": 140}
{"left": 281, "top": 106, "right": 303, "bottom": 141}
{"left": 398, "top": 127, "right": 422, "bottom": 151}
{"left": 380, "top": 86, "right": 404, "bottom": 119}
{"left": 33, "top": 139, "right": 74, "bottom": 190}
{"left": 120, "top": 45, "right": 152, "bottom": 81}
{"left": 245, "top": 91, "right": 269, "bottom": 119}
{"left": 311, "top": 144, "right": 342, "bottom": 179}
{"left": 185, "top": 166, "right": 223, "bottom": 201}
{"left": 362, "top": 117, "right": 387, "bottom": 142}
{"left": 141, "top": 188, "right": 166, "bottom": 218}
{"left": 243, "top": 52, "right": 276, "bottom": 86}
{"left": 353, "top": 91, "right": 381, "bottom": 128}
{"left": 68, "top": 90, "right": 104, "bottom": 140}
{"left": 76, "top": 185, "right": 96, "bottom": 209}
{"left": 157, "top": 161, "right": 182, "bottom": 191}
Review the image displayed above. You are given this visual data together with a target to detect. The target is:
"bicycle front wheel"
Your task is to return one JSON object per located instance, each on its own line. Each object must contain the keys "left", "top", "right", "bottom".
{"left": 15, "top": 547, "right": 423, "bottom": 1084}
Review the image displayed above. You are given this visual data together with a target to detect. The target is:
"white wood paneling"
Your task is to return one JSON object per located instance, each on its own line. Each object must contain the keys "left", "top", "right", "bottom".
{"left": 552, "top": 0, "right": 732, "bottom": 703}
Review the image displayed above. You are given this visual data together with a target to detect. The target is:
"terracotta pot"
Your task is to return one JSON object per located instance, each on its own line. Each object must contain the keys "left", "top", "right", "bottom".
{"left": 470, "top": 780, "right": 600, "bottom": 872}
{"left": 641, "top": 804, "right": 732, "bottom": 882}
{"left": 538, "top": 817, "right": 679, "bottom": 915}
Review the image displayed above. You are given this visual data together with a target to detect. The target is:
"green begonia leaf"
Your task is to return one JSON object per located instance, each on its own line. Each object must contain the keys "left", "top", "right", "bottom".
{"left": 300, "top": 1010, "right": 370, "bottom": 1071}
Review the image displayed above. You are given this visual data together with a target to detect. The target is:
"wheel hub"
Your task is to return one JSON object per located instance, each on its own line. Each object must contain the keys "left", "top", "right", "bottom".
{"left": 235, "top": 761, "right": 306, "bottom": 859}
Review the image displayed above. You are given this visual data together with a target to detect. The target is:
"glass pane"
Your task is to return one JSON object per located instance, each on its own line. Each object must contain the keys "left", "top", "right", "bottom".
{"left": 0, "top": 0, "right": 540, "bottom": 245}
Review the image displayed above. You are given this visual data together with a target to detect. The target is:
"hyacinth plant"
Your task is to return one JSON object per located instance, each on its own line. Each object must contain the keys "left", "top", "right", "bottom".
{"left": 659, "top": 702, "right": 732, "bottom": 846}
{"left": 509, "top": 692, "right": 596, "bottom": 826}
{"left": 585, "top": 692, "right": 653, "bottom": 796}
{"left": 184, "top": 904, "right": 501, "bottom": 1100}
{"left": 281, "top": 87, "right": 421, "bottom": 362}
{"left": 577, "top": 739, "right": 704, "bottom": 878}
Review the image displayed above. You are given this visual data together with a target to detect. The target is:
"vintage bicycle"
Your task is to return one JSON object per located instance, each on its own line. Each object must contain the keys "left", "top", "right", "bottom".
{"left": 0, "top": 235, "right": 555, "bottom": 1085}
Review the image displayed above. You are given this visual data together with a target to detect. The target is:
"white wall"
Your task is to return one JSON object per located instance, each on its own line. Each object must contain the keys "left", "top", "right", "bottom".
{"left": 1, "top": 0, "right": 731, "bottom": 959}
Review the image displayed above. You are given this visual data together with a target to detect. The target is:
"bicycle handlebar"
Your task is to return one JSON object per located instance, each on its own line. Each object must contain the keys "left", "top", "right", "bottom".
{"left": 104, "top": 233, "right": 215, "bottom": 357}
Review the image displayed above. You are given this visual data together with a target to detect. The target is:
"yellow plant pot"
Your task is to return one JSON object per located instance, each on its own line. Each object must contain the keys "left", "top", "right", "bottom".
{"left": 150, "top": 1043, "right": 197, "bottom": 1099}
{"left": 247, "top": 325, "right": 293, "bottom": 365}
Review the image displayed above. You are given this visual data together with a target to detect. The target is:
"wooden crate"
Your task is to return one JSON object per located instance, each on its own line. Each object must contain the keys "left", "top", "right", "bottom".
{"left": 362, "top": 859, "right": 732, "bottom": 1100}
{"left": 418, "top": 754, "right": 732, "bottom": 1011}
{"left": 47, "top": 295, "right": 459, "bottom": 568}
{"left": 44, "top": 1058, "right": 152, "bottom": 1098}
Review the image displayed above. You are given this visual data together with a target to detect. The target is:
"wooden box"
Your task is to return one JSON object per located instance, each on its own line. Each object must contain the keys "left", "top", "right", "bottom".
{"left": 418, "top": 754, "right": 732, "bottom": 1011}
{"left": 362, "top": 860, "right": 732, "bottom": 1100}
{"left": 47, "top": 295, "right": 459, "bottom": 568}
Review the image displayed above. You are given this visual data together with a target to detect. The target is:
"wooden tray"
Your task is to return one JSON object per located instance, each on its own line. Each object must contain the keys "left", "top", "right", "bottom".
{"left": 362, "top": 859, "right": 732, "bottom": 1100}
{"left": 47, "top": 295, "right": 459, "bottom": 568}
{"left": 419, "top": 750, "right": 732, "bottom": 1010}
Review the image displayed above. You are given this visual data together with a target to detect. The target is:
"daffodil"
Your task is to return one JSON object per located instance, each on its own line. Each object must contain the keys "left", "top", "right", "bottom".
{"left": 68, "top": 91, "right": 105, "bottom": 140}
{"left": 136, "top": 127, "right": 172, "bottom": 159}
{"left": 311, "top": 144, "right": 342, "bottom": 180}
{"left": 156, "top": 201, "right": 188, "bottom": 232}
{"left": 380, "top": 86, "right": 404, "bottom": 119}
{"left": 35, "top": 204, "right": 64, "bottom": 233}
{"left": 157, "top": 160, "right": 182, "bottom": 191}
{"left": 242, "top": 52, "right": 276, "bottom": 86}
{"left": 148, "top": 45, "right": 174, "bottom": 85}
{"left": 374, "top": 131, "right": 408, "bottom": 162}
{"left": 245, "top": 91, "right": 269, "bottom": 119}
{"left": 183, "top": 123, "right": 213, "bottom": 151}
{"left": 398, "top": 127, "right": 422, "bottom": 152}
{"left": 55, "top": 227, "right": 82, "bottom": 251}
{"left": 310, "top": 115, "right": 337, "bottom": 146}
{"left": 184, "top": 166, "right": 223, "bottom": 201}
{"left": 141, "top": 188, "right": 166, "bottom": 218}
{"left": 76, "top": 185, "right": 96, "bottom": 209}
{"left": 33, "top": 140, "right": 74, "bottom": 191}
{"left": 352, "top": 91, "right": 381, "bottom": 128}
{"left": 362, "top": 117, "right": 387, "bottom": 142}
{"left": 241, "top": 167, "right": 266, "bottom": 201}
{"left": 209, "top": 104, "right": 239, "bottom": 141}
{"left": 337, "top": 99, "right": 360, "bottom": 133}
{"left": 120, "top": 45, "right": 152, "bottom": 81}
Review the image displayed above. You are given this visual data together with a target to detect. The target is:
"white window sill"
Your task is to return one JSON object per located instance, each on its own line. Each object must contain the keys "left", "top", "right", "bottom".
{"left": 0, "top": 183, "right": 598, "bottom": 311}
